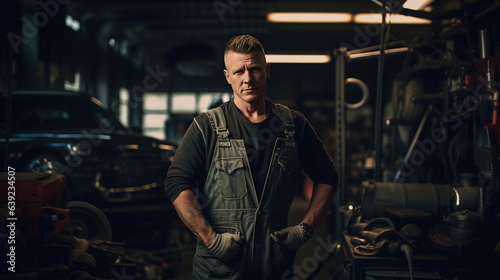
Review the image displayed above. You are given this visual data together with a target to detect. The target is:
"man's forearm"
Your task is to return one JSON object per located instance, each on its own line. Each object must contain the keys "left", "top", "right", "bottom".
{"left": 301, "top": 183, "right": 336, "bottom": 228}
{"left": 172, "top": 189, "right": 216, "bottom": 246}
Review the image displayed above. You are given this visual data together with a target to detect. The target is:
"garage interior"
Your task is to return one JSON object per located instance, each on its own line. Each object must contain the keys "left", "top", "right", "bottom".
{"left": 1, "top": 0, "right": 500, "bottom": 279}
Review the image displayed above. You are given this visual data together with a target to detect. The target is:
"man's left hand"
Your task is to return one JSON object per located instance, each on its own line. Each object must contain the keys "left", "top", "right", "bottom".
{"left": 270, "top": 224, "right": 312, "bottom": 252}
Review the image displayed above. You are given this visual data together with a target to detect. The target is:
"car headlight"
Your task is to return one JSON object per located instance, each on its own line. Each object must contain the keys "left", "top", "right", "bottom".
{"left": 67, "top": 142, "right": 94, "bottom": 156}
{"left": 67, "top": 143, "right": 81, "bottom": 156}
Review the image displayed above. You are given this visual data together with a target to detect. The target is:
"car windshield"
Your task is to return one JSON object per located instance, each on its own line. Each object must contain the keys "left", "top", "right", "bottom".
{"left": 9, "top": 95, "right": 127, "bottom": 132}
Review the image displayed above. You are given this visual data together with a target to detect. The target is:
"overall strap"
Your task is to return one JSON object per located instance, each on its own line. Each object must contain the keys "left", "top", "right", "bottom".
{"left": 205, "top": 107, "right": 231, "bottom": 147}
{"left": 275, "top": 103, "right": 296, "bottom": 147}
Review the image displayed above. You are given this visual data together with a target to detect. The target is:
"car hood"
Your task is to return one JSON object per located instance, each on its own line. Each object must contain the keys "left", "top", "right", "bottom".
{"left": 3, "top": 130, "right": 176, "bottom": 150}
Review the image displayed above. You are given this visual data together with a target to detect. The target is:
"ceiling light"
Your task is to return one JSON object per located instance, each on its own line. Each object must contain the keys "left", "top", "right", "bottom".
{"left": 402, "top": 0, "right": 433, "bottom": 10}
{"left": 266, "top": 54, "right": 331, "bottom": 64}
{"left": 354, "top": 13, "right": 431, "bottom": 24}
{"left": 346, "top": 47, "right": 410, "bottom": 60}
{"left": 267, "top": 12, "right": 352, "bottom": 23}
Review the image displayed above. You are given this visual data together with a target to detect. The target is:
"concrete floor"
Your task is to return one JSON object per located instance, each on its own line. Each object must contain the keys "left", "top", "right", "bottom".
{"left": 167, "top": 195, "right": 335, "bottom": 280}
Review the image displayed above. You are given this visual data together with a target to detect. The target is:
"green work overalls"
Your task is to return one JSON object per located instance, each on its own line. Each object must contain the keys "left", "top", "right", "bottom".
{"left": 192, "top": 103, "right": 300, "bottom": 279}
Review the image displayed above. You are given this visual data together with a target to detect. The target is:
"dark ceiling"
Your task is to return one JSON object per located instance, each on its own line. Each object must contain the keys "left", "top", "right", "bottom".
{"left": 2, "top": 0, "right": 499, "bottom": 98}
{"left": 65, "top": 0, "right": 443, "bottom": 66}
{"left": 62, "top": 0, "right": 500, "bottom": 77}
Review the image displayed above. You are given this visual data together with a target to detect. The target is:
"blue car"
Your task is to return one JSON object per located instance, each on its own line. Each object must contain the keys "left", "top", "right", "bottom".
{"left": 1, "top": 91, "right": 176, "bottom": 211}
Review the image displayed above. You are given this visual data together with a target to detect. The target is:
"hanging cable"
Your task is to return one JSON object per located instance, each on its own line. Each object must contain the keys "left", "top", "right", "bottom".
{"left": 400, "top": 244, "right": 415, "bottom": 280}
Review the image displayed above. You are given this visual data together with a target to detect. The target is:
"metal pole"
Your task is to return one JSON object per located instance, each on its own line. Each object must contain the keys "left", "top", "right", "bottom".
{"left": 374, "top": 3, "right": 387, "bottom": 181}
{"left": 334, "top": 47, "right": 347, "bottom": 239}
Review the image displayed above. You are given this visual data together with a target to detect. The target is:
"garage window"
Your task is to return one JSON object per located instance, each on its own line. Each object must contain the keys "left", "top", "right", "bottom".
{"left": 119, "top": 87, "right": 130, "bottom": 127}
{"left": 143, "top": 92, "right": 231, "bottom": 141}
{"left": 143, "top": 92, "right": 168, "bottom": 140}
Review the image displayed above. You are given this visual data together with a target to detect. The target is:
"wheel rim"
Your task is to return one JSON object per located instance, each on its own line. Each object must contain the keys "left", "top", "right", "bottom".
{"left": 64, "top": 201, "right": 113, "bottom": 241}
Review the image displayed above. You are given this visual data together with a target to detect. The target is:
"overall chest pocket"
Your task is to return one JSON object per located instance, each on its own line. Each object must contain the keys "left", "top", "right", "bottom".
{"left": 215, "top": 157, "right": 247, "bottom": 199}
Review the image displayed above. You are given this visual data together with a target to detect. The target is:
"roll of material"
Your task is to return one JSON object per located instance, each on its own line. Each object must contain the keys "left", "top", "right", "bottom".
{"left": 361, "top": 182, "right": 453, "bottom": 219}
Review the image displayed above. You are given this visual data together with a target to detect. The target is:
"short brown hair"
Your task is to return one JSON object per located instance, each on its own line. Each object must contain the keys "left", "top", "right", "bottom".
{"left": 224, "top": 34, "right": 265, "bottom": 56}
{"left": 224, "top": 35, "right": 266, "bottom": 68}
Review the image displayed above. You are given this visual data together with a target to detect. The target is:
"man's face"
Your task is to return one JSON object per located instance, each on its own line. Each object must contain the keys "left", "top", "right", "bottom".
{"left": 223, "top": 50, "right": 270, "bottom": 105}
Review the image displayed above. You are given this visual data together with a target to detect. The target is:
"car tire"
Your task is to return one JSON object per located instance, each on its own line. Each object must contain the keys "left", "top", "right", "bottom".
{"left": 64, "top": 201, "right": 113, "bottom": 241}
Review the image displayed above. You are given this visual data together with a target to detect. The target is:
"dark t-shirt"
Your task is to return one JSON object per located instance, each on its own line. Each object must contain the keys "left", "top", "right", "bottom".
{"left": 164, "top": 99, "right": 338, "bottom": 202}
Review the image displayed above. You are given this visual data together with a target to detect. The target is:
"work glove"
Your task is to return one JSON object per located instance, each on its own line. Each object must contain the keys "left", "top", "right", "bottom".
{"left": 207, "top": 232, "right": 244, "bottom": 262}
{"left": 270, "top": 224, "right": 312, "bottom": 252}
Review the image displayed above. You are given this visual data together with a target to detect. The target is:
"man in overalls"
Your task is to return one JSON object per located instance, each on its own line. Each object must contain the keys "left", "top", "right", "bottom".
{"left": 164, "top": 34, "right": 338, "bottom": 279}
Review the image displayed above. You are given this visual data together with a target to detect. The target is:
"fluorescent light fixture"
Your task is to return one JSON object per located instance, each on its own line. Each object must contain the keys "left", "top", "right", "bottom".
{"left": 354, "top": 13, "right": 431, "bottom": 24}
{"left": 347, "top": 47, "right": 410, "bottom": 60}
{"left": 402, "top": 0, "right": 433, "bottom": 10}
{"left": 267, "top": 12, "right": 352, "bottom": 23}
{"left": 266, "top": 54, "right": 331, "bottom": 64}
